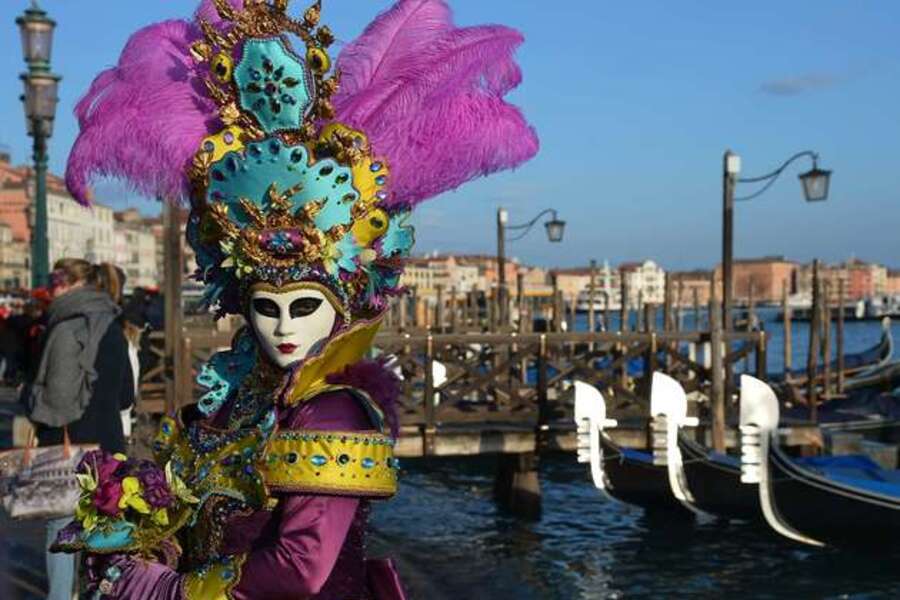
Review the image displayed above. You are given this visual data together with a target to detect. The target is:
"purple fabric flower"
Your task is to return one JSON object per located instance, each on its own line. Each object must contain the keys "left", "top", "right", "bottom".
{"left": 78, "top": 450, "right": 125, "bottom": 482}
{"left": 138, "top": 464, "right": 174, "bottom": 509}
{"left": 94, "top": 480, "right": 124, "bottom": 516}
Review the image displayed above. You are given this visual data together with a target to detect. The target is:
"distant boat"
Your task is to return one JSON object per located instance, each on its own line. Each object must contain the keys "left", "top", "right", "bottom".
{"left": 575, "top": 289, "right": 621, "bottom": 313}
{"left": 772, "top": 317, "right": 893, "bottom": 383}
{"left": 740, "top": 375, "right": 900, "bottom": 547}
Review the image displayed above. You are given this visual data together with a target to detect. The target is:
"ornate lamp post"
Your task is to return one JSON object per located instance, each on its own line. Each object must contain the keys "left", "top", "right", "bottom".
{"left": 721, "top": 150, "right": 832, "bottom": 327}
{"left": 497, "top": 208, "right": 566, "bottom": 324}
{"left": 18, "top": 1, "right": 61, "bottom": 288}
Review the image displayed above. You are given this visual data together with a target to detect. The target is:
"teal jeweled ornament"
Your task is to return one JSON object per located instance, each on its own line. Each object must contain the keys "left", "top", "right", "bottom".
{"left": 234, "top": 38, "right": 313, "bottom": 133}
{"left": 361, "top": 457, "right": 376, "bottom": 470}
{"left": 208, "top": 141, "right": 358, "bottom": 234}
{"left": 310, "top": 455, "right": 327, "bottom": 467}
{"left": 380, "top": 211, "right": 415, "bottom": 258}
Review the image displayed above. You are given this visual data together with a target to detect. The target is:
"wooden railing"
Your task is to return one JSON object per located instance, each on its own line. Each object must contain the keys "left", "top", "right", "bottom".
{"left": 138, "top": 328, "right": 765, "bottom": 443}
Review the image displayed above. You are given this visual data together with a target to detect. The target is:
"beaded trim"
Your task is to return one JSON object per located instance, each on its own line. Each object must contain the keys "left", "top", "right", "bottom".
{"left": 259, "top": 429, "right": 398, "bottom": 497}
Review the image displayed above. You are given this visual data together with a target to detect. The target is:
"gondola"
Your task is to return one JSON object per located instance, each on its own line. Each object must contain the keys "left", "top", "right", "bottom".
{"left": 739, "top": 375, "right": 900, "bottom": 547}
{"left": 574, "top": 380, "right": 691, "bottom": 514}
{"left": 650, "top": 372, "right": 759, "bottom": 520}
{"left": 772, "top": 317, "right": 893, "bottom": 383}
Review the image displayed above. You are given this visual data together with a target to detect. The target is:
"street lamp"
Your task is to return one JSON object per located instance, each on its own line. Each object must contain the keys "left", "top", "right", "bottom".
{"left": 497, "top": 208, "right": 566, "bottom": 325}
{"left": 721, "top": 149, "right": 832, "bottom": 327}
{"left": 18, "top": 1, "right": 61, "bottom": 288}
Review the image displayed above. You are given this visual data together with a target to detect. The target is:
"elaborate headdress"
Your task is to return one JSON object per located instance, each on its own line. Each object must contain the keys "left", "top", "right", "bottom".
{"left": 66, "top": 0, "right": 538, "bottom": 319}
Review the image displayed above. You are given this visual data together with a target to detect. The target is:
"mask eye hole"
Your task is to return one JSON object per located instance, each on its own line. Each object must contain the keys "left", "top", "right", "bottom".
{"left": 252, "top": 298, "right": 280, "bottom": 318}
{"left": 290, "top": 297, "right": 323, "bottom": 318}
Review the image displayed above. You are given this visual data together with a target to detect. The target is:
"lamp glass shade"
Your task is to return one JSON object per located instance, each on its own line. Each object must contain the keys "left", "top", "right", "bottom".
{"left": 545, "top": 219, "right": 566, "bottom": 243}
{"left": 22, "top": 73, "right": 60, "bottom": 122}
{"left": 17, "top": 9, "right": 55, "bottom": 65}
{"left": 799, "top": 167, "right": 831, "bottom": 202}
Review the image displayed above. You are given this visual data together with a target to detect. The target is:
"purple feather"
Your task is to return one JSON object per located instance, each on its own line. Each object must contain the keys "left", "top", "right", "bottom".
{"left": 66, "top": 19, "right": 217, "bottom": 205}
{"left": 335, "top": 0, "right": 538, "bottom": 208}
{"left": 66, "top": 0, "right": 538, "bottom": 208}
{"left": 326, "top": 359, "right": 401, "bottom": 437}
{"left": 194, "top": 0, "right": 243, "bottom": 28}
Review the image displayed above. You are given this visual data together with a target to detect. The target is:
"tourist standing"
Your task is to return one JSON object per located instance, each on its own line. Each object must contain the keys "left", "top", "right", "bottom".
{"left": 25, "top": 259, "right": 135, "bottom": 600}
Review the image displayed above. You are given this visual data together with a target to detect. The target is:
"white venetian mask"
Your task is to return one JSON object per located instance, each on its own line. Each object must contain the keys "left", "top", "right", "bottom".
{"left": 249, "top": 286, "right": 339, "bottom": 369}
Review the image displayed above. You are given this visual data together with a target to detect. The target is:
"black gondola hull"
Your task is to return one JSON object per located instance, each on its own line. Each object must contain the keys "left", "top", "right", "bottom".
{"left": 768, "top": 445, "right": 900, "bottom": 546}
{"left": 678, "top": 435, "right": 762, "bottom": 521}
{"left": 599, "top": 434, "right": 691, "bottom": 514}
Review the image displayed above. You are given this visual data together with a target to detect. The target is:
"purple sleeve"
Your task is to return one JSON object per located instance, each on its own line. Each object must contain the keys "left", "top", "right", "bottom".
{"left": 230, "top": 391, "right": 373, "bottom": 599}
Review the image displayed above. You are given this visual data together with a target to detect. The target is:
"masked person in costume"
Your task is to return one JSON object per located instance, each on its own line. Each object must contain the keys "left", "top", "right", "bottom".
{"left": 57, "top": 0, "right": 537, "bottom": 597}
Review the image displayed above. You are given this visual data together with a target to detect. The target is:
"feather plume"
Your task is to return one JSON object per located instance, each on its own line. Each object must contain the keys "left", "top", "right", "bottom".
{"left": 334, "top": 0, "right": 538, "bottom": 208}
{"left": 193, "top": 0, "right": 243, "bottom": 28}
{"left": 65, "top": 20, "right": 217, "bottom": 205}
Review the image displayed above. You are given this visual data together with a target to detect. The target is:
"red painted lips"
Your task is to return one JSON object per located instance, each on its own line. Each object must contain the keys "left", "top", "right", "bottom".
{"left": 277, "top": 343, "right": 298, "bottom": 355}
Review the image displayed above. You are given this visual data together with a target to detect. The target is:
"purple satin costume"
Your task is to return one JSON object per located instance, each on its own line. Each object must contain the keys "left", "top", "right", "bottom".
{"left": 93, "top": 389, "right": 405, "bottom": 600}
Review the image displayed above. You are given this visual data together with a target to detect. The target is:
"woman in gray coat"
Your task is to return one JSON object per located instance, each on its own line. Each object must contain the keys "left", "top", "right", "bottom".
{"left": 25, "top": 258, "right": 135, "bottom": 600}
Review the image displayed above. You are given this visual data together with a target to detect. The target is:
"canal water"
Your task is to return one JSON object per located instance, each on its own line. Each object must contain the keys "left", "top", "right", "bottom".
{"left": 370, "top": 314, "right": 900, "bottom": 599}
{"left": 371, "top": 454, "right": 900, "bottom": 599}
{"left": 569, "top": 307, "right": 899, "bottom": 375}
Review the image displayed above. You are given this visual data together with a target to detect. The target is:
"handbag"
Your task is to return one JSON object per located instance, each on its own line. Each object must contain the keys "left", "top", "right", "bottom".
{"left": 0, "top": 427, "right": 98, "bottom": 520}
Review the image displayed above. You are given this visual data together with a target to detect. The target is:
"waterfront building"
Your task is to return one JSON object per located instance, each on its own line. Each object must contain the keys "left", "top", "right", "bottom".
{"left": 669, "top": 270, "right": 713, "bottom": 306}
{"left": 0, "top": 152, "right": 118, "bottom": 269}
{"left": 797, "top": 259, "right": 888, "bottom": 302}
{"left": 620, "top": 260, "right": 666, "bottom": 306}
{"left": 887, "top": 271, "right": 900, "bottom": 295}
{"left": 114, "top": 209, "right": 159, "bottom": 289}
{"left": 401, "top": 254, "right": 481, "bottom": 296}
{"left": 713, "top": 256, "right": 797, "bottom": 305}
{"left": 142, "top": 209, "right": 198, "bottom": 286}
{"left": 0, "top": 222, "right": 29, "bottom": 289}
{"left": 554, "top": 261, "right": 622, "bottom": 309}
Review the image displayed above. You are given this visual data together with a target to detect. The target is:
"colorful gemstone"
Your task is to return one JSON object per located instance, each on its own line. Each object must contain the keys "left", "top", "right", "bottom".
{"left": 370, "top": 162, "right": 383, "bottom": 172}
{"left": 286, "top": 452, "right": 298, "bottom": 464}
{"left": 361, "top": 458, "right": 376, "bottom": 469}
{"left": 375, "top": 175, "right": 386, "bottom": 185}
{"left": 337, "top": 454, "right": 350, "bottom": 465}
{"left": 310, "top": 455, "right": 327, "bottom": 467}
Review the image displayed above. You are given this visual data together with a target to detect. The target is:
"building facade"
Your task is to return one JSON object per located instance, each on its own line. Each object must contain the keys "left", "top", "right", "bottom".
{"left": 669, "top": 270, "right": 713, "bottom": 306}
{"left": 796, "top": 259, "right": 888, "bottom": 303}
{"left": 0, "top": 222, "right": 29, "bottom": 289}
{"left": 114, "top": 209, "right": 159, "bottom": 289}
{"left": 713, "top": 256, "right": 797, "bottom": 305}
{"left": 400, "top": 254, "right": 481, "bottom": 296}
{"left": 620, "top": 260, "right": 666, "bottom": 306}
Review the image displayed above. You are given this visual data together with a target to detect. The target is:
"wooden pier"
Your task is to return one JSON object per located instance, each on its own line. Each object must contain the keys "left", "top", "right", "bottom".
{"left": 137, "top": 252, "right": 862, "bottom": 516}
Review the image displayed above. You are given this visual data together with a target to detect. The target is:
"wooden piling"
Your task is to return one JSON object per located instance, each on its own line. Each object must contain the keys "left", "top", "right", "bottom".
{"left": 620, "top": 269, "right": 629, "bottom": 332}
{"left": 516, "top": 273, "right": 525, "bottom": 334}
{"left": 807, "top": 259, "right": 821, "bottom": 420}
{"left": 450, "top": 287, "right": 458, "bottom": 332}
{"left": 663, "top": 275, "right": 671, "bottom": 332}
{"left": 837, "top": 279, "right": 846, "bottom": 394}
{"left": 637, "top": 290, "right": 645, "bottom": 331}
{"left": 709, "top": 297, "right": 726, "bottom": 453}
{"left": 603, "top": 290, "right": 611, "bottom": 333}
{"left": 782, "top": 280, "right": 792, "bottom": 376}
{"left": 162, "top": 203, "right": 184, "bottom": 414}
{"left": 822, "top": 280, "right": 832, "bottom": 399}
{"left": 588, "top": 260, "right": 597, "bottom": 342}
{"left": 693, "top": 288, "right": 700, "bottom": 331}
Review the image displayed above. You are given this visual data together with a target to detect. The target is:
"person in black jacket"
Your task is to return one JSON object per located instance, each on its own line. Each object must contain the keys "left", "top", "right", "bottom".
{"left": 26, "top": 259, "right": 135, "bottom": 600}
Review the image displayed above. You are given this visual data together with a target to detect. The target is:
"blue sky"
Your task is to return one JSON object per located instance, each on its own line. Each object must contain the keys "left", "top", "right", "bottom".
{"left": 1, "top": 1, "right": 898, "bottom": 270}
